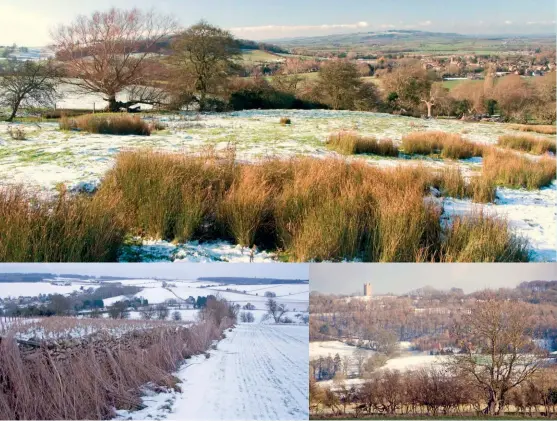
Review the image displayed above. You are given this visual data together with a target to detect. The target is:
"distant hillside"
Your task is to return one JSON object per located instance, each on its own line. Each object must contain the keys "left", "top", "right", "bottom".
{"left": 269, "top": 29, "right": 555, "bottom": 54}
{"left": 197, "top": 277, "right": 308, "bottom": 285}
{"left": 272, "top": 30, "right": 466, "bottom": 45}
{"left": 0, "top": 273, "right": 137, "bottom": 283}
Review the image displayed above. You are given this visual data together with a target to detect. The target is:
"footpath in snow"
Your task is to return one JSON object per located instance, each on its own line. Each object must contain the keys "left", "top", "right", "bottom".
{"left": 116, "top": 324, "right": 308, "bottom": 421}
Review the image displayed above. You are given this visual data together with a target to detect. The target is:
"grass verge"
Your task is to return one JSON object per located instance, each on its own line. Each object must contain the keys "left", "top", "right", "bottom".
{"left": 0, "top": 305, "right": 233, "bottom": 420}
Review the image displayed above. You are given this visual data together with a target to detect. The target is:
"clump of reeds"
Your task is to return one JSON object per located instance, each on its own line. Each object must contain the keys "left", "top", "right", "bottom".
{"left": 401, "top": 131, "right": 485, "bottom": 159}
{"left": 60, "top": 113, "right": 151, "bottom": 136}
{"left": 497, "top": 134, "right": 556, "bottom": 155}
{"left": 510, "top": 124, "right": 556, "bottom": 135}
{"left": 326, "top": 131, "right": 399, "bottom": 156}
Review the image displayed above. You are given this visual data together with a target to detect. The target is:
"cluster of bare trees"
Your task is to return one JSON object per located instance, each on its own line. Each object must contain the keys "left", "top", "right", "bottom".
{"left": 312, "top": 367, "right": 557, "bottom": 418}
{"left": 380, "top": 60, "right": 556, "bottom": 122}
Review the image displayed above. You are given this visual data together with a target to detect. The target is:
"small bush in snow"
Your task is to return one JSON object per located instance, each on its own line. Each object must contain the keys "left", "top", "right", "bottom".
{"left": 7, "top": 126, "right": 26, "bottom": 140}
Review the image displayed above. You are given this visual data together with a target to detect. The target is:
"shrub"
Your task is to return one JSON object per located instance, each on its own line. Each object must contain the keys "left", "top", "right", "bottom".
{"left": 510, "top": 124, "right": 556, "bottom": 135}
{"left": 326, "top": 131, "right": 399, "bottom": 156}
{"left": 497, "top": 134, "right": 556, "bottom": 155}
{"left": 60, "top": 113, "right": 151, "bottom": 135}
{"left": 0, "top": 187, "right": 126, "bottom": 262}
{"left": 482, "top": 150, "right": 556, "bottom": 190}
{"left": 401, "top": 131, "right": 484, "bottom": 159}
{"left": 6, "top": 125, "right": 26, "bottom": 140}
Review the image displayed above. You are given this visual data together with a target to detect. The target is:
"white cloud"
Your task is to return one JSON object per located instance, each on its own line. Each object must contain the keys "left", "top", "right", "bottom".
{"left": 418, "top": 20, "right": 432, "bottom": 26}
{"left": 379, "top": 24, "right": 395, "bottom": 29}
{"left": 230, "top": 21, "right": 369, "bottom": 34}
{"left": 526, "top": 20, "right": 556, "bottom": 25}
{"left": 504, "top": 20, "right": 513, "bottom": 25}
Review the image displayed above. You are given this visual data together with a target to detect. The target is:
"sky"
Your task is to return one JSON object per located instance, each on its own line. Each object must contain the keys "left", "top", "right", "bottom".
{"left": 0, "top": 0, "right": 555, "bottom": 46}
{"left": 0, "top": 263, "right": 309, "bottom": 280}
{"left": 310, "top": 263, "right": 557, "bottom": 295}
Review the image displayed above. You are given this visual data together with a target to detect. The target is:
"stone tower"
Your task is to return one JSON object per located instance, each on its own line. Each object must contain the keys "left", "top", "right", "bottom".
{"left": 364, "top": 283, "right": 372, "bottom": 297}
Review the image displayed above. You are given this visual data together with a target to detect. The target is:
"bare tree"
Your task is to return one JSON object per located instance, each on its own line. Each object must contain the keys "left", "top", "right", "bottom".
{"left": 353, "top": 348, "right": 367, "bottom": 377}
{"left": 139, "top": 305, "right": 157, "bottom": 320}
{"left": 155, "top": 303, "right": 169, "bottom": 320}
{"left": 172, "top": 310, "right": 182, "bottom": 321}
{"left": 447, "top": 300, "right": 543, "bottom": 416}
{"left": 0, "top": 60, "right": 59, "bottom": 121}
{"left": 108, "top": 301, "right": 129, "bottom": 319}
{"left": 171, "top": 21, "right": 240, "bottom": 110}
{"left": 265, "top": 298, "right": 288, "bottom": 323}
{"left": 52, "top": 8, "right": 178, "bottom": 111}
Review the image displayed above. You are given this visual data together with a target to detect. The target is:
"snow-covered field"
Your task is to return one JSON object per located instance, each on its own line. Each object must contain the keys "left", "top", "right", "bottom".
{"left": 0, "top": 277, "right": 308, "bottom": 325}
{"left": 1, "top": 109, "right": 554, "bottom": 261}
{"left": 115, "top": 324, "right": 309, "bottom": 421}
{"left": 101, "top": 279, "right": 309, "bottom": 311}
{"left": 312, "top": 339, "right": 448, "bottom": 388}
{"left": 0, "top": 281, "right": 97, "bottom": 299}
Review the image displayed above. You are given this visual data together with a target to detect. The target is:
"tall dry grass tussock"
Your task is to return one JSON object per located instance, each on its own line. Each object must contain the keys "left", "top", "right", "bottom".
{"left": 497, "top": 134, "right": 556, "bottom": 155}
{"left": 401, "top": 131, "right": 485, "bottom": 159}
{"left": 60, "top": 113, "right": 152, "bottom": 136}
{"left": 510, "top": 124, "right": 557, "bottom": 135}
{"left": 482, "top": 150, "right": 556, "bottom": 190}
{"left": 326, "top": 131, "right": 399, "bottom": 157}
{"left": 441, "top": 213, "right": 529, "bottom": 262}
{"left": 5, "top": 149, "right": 531, "bottom": 262}
{"left": 98, "top": 151, "right": 528, "bottom": 262}
{"left": 0, "top": 187, "right": 127, "bottom": 262}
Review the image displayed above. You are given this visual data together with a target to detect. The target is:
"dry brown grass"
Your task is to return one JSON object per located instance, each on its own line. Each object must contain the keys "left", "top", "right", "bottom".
{"left": 326, "top": 131, "right": 399, "bottom": 156}
{"left": 482, "top": 150, "right": 556, "bottom": 190}
{"left": 510, "top": 124, "right": 557, "bottom": 135}
{"left": 0, "top": 306, "right": 233, "bottom": 420}
{"left": 441, "top": 212, "right": 529, "bottom": 262}
{"left": 497, "top": 134, "right": 556, "bottom": 155}
{"left": 97, "top": 150, "right": 528, "bottom": 262}
{"left": 401, "top": 131, "right": 485, "bottom": 159}
{"left": 60, "top": 113, "right": 151, "bottom": 135}
{"left": 0, "top": 187, "right": 127, "bottom": 262}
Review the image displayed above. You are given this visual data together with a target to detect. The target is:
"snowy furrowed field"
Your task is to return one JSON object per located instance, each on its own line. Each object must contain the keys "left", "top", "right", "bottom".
{"left": 115, "top": 324, "right": 309, "bottom": 421}
{"left": 1, "top": 109, "right": 555, "bottom": 261}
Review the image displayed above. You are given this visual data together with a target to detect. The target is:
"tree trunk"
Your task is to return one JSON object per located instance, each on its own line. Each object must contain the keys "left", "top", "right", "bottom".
{"left": 199, "top": 92, "right": 207, "bottom": 112}
{"left": 108, "top": 96, "right": 119, "bottom": 112}
{"left": 425, "top": 102, "right": 433, "bottom": 118}
{"left": 7, "top": 101, "right": 20, "bottom": 122}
